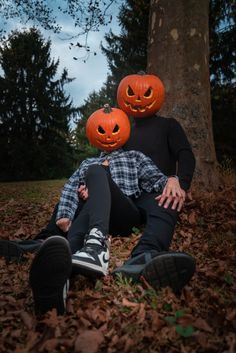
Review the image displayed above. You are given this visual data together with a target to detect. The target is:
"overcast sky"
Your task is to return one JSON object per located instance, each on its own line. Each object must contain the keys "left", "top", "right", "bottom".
{"left": 0, "top": 1, "right": 121, "bottom": 108}
{"left": 49, "top": 2, "right": 121, "bottom": 108}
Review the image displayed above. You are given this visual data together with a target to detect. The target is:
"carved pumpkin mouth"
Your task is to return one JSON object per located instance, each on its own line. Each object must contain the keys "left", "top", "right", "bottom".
{"left": 124, "top": 100, "right": 157, "bottom": 113}
{"left": 96, "top": 139, "right": 120, "bottom": 148}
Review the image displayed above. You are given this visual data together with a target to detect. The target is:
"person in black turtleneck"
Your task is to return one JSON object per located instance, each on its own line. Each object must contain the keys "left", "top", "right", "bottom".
{"left": 0, "top": 74, "right": 196, "bottom": 293}
{"left": 112, "top": 114, "right": 196, "bottom": 290}
{"left": 112, "top": 72, "right": 196, "bottom": 290}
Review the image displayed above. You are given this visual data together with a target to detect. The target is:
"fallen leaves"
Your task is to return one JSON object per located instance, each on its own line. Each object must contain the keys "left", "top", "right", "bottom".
{"left": 0, "top": 178, "right": 236, "bottom": 353}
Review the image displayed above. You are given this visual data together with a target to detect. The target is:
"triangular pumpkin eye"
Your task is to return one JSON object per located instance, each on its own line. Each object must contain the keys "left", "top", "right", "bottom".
{"left": 98, "top": 125, "right": 105, "bottom": 134}
{"left": 112, "top": 124, "right": 120, "bottom": 133}
{"left": 127, "top": 85, "right": 135, "bottom": 97}
{"left": 144, "top": 87, "right": 153, "bottom": 98}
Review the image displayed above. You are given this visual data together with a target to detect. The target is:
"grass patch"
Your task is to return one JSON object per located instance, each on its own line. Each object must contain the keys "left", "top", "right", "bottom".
{"left": 0, "top": 179, "right": 65, "bottom": 202}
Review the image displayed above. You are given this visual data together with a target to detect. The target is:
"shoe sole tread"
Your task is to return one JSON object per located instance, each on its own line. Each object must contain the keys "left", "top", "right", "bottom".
{"left": 29, "top": 236, "right": 72, "bottom": 315}
{"left": 143, "top": 253, "right": 196, "bottom": 292}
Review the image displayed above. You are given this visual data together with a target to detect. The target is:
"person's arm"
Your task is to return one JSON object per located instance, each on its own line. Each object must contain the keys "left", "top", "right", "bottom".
{"left": 56, "top": 168, "right": 82, "bottom": 222}
{"left": 168, "top": 118, "right": 195, "bottom": 191}
{"left": 136, "top": 152, "right": 168, "bottom": 193}
{"left": 137, "top": 151, "right": 185, "bottom": 211}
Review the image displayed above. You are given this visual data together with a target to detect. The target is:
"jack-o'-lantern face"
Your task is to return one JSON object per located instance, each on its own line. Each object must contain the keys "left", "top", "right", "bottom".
{"left": 86, "top": 104, "right": 130, "bottom": 152}
{"left": 117, "top": 72, "right": 165, "bottom": 118}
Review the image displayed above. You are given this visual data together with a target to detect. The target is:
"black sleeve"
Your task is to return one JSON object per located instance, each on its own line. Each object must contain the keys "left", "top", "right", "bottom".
{"left": 168, "top": 118, "right": 196, "bottom": 191}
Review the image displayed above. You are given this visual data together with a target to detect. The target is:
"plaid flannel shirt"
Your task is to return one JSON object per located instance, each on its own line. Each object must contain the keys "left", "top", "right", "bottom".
{"left": 57, "top": 149, "right": 168, "bottom": 220}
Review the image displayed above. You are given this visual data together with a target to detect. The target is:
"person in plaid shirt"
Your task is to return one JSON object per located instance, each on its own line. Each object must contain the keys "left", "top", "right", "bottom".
{"left": 27, "top": 104, "right": 182, "bottom": 315}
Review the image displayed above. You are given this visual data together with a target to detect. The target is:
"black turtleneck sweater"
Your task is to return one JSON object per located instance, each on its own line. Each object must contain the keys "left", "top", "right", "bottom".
{"left": 123, "top": 115, "right": 195, "bottom": 191}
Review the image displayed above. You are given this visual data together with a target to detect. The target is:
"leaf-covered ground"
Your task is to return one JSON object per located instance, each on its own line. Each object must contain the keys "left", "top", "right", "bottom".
{"left": 0, "top": 176, "right": 236, "bottom": 353}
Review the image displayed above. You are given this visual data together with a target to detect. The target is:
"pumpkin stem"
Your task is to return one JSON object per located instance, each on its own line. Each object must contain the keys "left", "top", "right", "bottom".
{"left": 103, "top": 104, "right": 113, "bottom": 114}
{"left": 137, "top": 70, "right": 146, "bottom": 75}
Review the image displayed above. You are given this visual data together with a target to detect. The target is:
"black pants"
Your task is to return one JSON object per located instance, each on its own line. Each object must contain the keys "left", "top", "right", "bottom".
{"left": 68, "top": 165, "right": 141, "bottom": 253}
{"left": 131, "top": 192, "right": 178, "bottom": 257}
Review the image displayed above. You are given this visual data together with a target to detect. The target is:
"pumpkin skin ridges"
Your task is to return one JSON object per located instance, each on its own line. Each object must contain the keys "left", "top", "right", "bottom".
{"left": 117, "top": 73, "right": 165, "bottom": 118}
{"left": 86, "top": 105, "right": 131, "bottom": 152}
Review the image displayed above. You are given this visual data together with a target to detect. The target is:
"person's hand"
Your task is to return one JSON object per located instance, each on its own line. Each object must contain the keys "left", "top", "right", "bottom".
{"left": 56, "top": 218, "right": 72, "bottom": 232}
{"left": 155, "top": 177, "right": 186, "bottom": 211}
{"left": 78, "top": 184, "right": 89, "bottom": 200}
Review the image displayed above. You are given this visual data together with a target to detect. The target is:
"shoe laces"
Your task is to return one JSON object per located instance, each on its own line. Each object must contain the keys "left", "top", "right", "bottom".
{"left": 84, "top": 228, "right": 108, "bottom": 248}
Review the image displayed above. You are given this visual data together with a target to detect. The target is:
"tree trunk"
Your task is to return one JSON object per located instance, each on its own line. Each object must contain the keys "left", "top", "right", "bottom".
{"left": 147, "top": 0, "right": 219, "bottom": 190}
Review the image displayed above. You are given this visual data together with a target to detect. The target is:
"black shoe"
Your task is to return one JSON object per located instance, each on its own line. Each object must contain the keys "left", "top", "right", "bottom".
{"left": 29, "top": 236, "right": 72, "bottom": 315}
{"left": 0, "top": 239, "right": 42, "bottom": 261}
{"left": 112, "top": 252, "right": 153, "bottom": 281}
{"left": 142, "top": 252, "right": 196, "bottom": 293}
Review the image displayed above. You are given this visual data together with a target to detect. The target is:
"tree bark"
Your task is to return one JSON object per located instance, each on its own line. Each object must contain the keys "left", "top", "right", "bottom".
{"left": 147, "top": 0, "right": 219, "bottom": 190}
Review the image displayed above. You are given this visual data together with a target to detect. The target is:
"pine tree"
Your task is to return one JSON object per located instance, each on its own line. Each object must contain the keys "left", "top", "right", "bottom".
{"left": 209, "top": 0, "right": 236, "bottom": 166}
{"left": 0, "top": 28, "right": 78, "bottom": 181}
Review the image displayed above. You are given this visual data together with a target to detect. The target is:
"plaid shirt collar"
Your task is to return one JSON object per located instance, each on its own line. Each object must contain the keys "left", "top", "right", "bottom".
{"left": 100, "top": 148, "right": 124, "bottom": 159}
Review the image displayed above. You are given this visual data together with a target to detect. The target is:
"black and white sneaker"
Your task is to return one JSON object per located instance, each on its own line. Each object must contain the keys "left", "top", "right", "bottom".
{"left": 29, "top": 236, "right": 72, "bottom": 315}
{"left": 72, "top": 228, "right": 110, "bottom": 278}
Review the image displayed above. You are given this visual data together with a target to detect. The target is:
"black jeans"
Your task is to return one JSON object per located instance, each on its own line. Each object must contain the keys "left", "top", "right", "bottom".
{"left": 131, "top": 192, "right": 178, "bottom": 257}
{"left": 68, "top": 165, "right": 141, "bottom": 253}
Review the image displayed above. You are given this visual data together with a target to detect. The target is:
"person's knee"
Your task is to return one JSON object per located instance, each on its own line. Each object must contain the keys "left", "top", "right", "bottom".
{"left": 139, "top": 200, "right": 178, "bottom": 222}
{"left": 149, "top": 208, "right": 178, "bottom": 227}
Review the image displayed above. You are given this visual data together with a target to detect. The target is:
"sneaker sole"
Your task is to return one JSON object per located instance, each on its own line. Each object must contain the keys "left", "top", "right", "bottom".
{"left": 0, "top": 240, "right": 24, "bottom": 261}
{"left": 142, "top": 252, "right": 196, "bottom": 293}
{"left": 29, "top": 236, "right": 72, "bottom": 315}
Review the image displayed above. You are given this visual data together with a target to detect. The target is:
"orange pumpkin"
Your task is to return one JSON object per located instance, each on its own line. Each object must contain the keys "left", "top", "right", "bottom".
{"left": 117, "top": 72, "right": 165, "bottom": 118}
{"left": 86, "top": 104, "right": 130, "bottom": 152}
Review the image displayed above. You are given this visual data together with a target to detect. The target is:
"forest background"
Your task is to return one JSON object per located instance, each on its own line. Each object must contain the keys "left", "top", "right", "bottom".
{"left": 0, "top": 0, "right": 235, "bottom": 185}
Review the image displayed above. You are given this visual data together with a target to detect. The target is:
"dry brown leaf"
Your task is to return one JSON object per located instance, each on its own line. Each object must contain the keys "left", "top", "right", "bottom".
{"left": 226, "top": 308, "right": 236, "bottom": 321}
{"left": 40, "top": 309, "right": 60, "bottom": 328}
{"left": 223, "top": 334, "right": 236, "bottom": 353}
{"left": 222, "top": 220, "right": 236, "bottom": 232}
{"left": 19, "top": 311, "right": 34, "bottom": 330}
{"left": 124, "top": 337, "right": 134, "bottom": 353}
{"left": 122, "top": 298, "right": 140, "bottom": 307}
{"left": 194, "top": 332, "right": 209, "bottom": 349}
{"left": 149, "top": 311, "right": 165, "bottom": 331}
{"left": 14, "top": 226, "right": 26, "bottom": 237}
{"left": 188, "top": 211, "right": 197, "bottom": 224}
{"left": 194, "top": 317, "right": 214, "bottom": 333}
{"left": 74, "top": 329, "right": 104, "bottom": 353}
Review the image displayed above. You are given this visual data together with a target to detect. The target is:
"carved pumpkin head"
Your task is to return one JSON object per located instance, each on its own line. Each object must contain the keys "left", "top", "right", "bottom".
{"left": 86, "top": 104, "right": 130, "bottom": 152}
{"left": 117, "top": 72, "right": 165, "bottom": 118}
